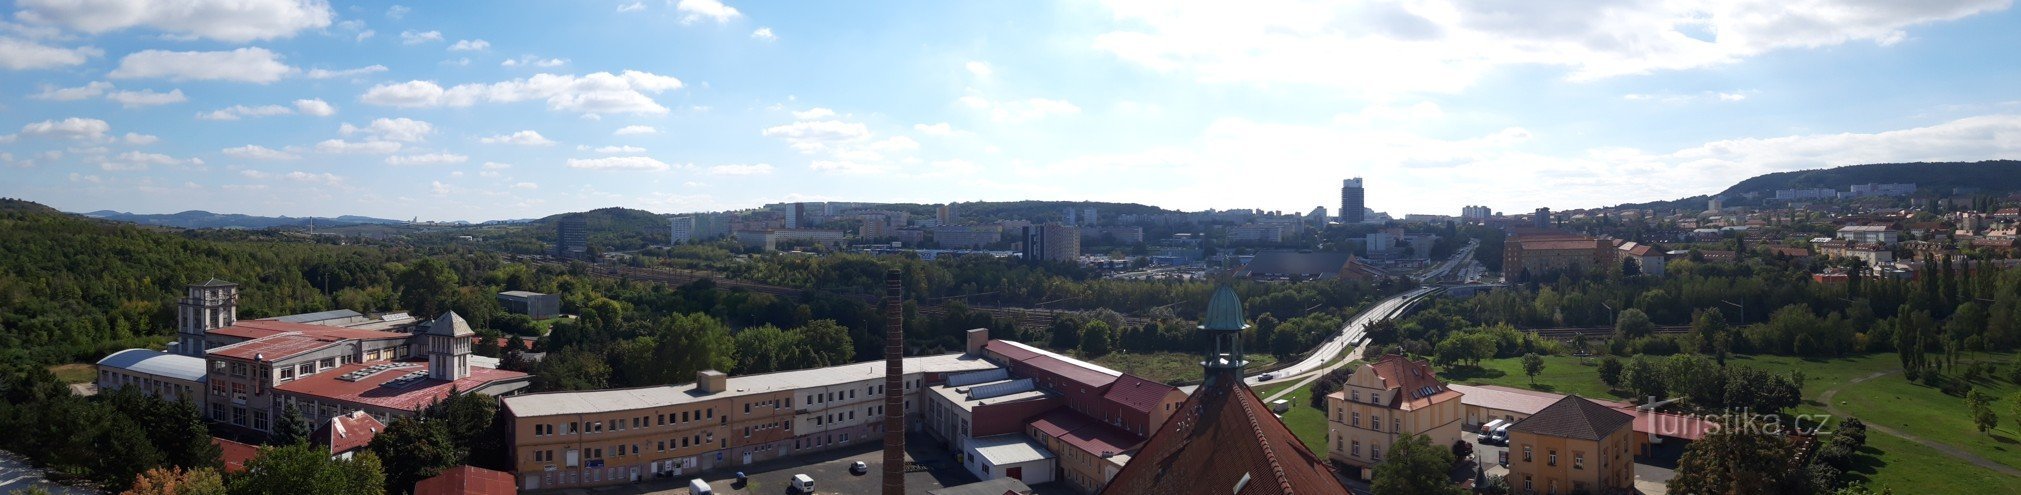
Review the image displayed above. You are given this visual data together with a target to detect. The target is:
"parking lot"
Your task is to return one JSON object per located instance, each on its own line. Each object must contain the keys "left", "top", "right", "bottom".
{"left": 525, "top": 434, "right": 1074, "bottom": 495}
{"left": 1461, "top": 428, "right": 1674, "bottom": 495}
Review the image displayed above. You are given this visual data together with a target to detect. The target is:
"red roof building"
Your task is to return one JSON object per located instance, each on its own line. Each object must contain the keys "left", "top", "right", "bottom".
{"left": 214, "top": 437, "right": 259, "bottom": 474}
{"left": 414, "top": 465, "right": 518, "bottom": 495}
{"left": 316, "top": 410, "right": 387, "bottom": 458}
{"left": 276, "top": 360, "right": 529, "bottom": 417}
{"left": 1099, "top": 375, "right": 1346, "bottom": 495}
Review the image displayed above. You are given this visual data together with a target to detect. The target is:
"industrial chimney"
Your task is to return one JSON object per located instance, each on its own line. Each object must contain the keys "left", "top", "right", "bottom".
{"left": 881, "top": 268, "right": 905, "bottom": 495}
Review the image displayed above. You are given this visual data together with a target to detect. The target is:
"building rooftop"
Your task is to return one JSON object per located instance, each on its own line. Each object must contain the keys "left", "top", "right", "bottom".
{"left": 497, "top": 290, "right": 549, "bottom": 298}
{"left": 987, "top": 340, "right": 1122, "bottom": 378}
{"left": 504, "top": 352, "right": 994, "bottom": 417}
{"left": 209, "top": 319, "right": 413, "bottom": 343}
{"left": 1448, "top": 384, "right": 1562, "bottom": 416}
{"left": 969, "top": 434, "right": 1055, "bottom": 466}
{"left": 424, "top": 311, "right": 474, "bottom": 337}
{"left": 1099, "top": 376, "right": 1345, "bottom": 495}
{"left": 317, "top": 410, "right": 385, "bottom": 455}
{"left": 1101, "top": 374, "right": 1179, "bottom": 414}
{"left": 97, "top": 349, "right": 207, "bottom": 382}
{"left": 1507, "top": 395, "right": 1636, "bottom": 442}
{"left": 1517, "top": 239, "right": 1606, "bottom": 251}
{"left": 270, "top": 309, "right": 366, "bottom": 324}
{"left": 207, "top": 332, "right": 346, "bottom": 362}
{"left": 1028, "top": 410, "right": 1142, "bottom": 459}
{"left": 1239, "top": 251, "right": 1355, "bottom": 277}
{"left": 927, "top": 477, "right": 1034, "bottom": 495}
{"left": 930, "top": 378, "right": 1055, "bottom": 412}
{"left": 1357, "top": 354, "right": 1462, "bottom": 411}
{"left": 413, "top": 465, "right": 517, "bottom": 495}
{"left": 276, "top": 360, "right": 529, "bottom": 412}
{"left": 192, "top": 278, "right": 238, "bottom": 287}
{"left": 214, "top": 437, "right": 258, "bottom": 474}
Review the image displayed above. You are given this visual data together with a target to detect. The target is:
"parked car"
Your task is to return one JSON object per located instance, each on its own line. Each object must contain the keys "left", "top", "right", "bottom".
{"left": 791, "top": 474, "right": 816, "bottom": 493}
{"left": 850, "top": 461, "right": 868, "bottom": 475}
{"left": 688, "top": 478, "right": 713, "bottom": 495}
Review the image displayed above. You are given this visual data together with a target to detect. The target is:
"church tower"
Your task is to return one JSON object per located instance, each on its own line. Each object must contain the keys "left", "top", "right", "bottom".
{"left": 176, "top": 278, "right": 238, "bottom": 357}
{"left": 1199, "top": 285, "right": 1250, "bottom": 383}
{"left": 426, "top": 312, "right": 474, "bottom": 381}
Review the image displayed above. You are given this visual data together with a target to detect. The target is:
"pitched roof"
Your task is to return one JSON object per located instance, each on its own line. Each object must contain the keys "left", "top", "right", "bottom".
{"left": 1098, "top": 376, "right": 1347, "bottom": 495}
{"left": 1361, "top": 355, "right": 1461, "bottom": 411}
{"left": 214, "top": 437, "right": 259, "bottom": 474}
{"left": 1102, "top": 373, "right": 1179, "bottom": 414}
{"left": 1506, "top": 395, "right": 1635, "bottom": 441}
{"left": 1448, "top": 384, "right": 1562, "bottom": 416}
{"left": 192, "top": 278, "right": 238, "bottom": 287}
{"left": 413, "top": 465, "right": 517, "bottom": 495}
{"left": 426, "top": 311, "right": 475, "bottom": 337}
{"left": 275, "top": 361, "right": 528, "bottom": 412}
{"left": 1028, "top": 410, "right": 1143, "bottom": 457}
{"left": 317, "top": 410, "right": 386, "bottom": 455}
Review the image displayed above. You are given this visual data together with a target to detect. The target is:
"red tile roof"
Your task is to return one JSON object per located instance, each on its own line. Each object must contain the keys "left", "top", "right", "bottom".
{"left": 214, "top": 437, "right": 259, "bottom": 474}
{"left": 1364, "top": 355, "right": 1461, "bottom": 411}
{"left": 317, "top": 411, "right": 386, "bottom": 455}
{"left": 275, "top": 360, "right": 528, "bottom": 412}
{"left": 211, "top": 319, "right": 412, "bottom": 343}
{"left": 414, "top": 465, "right": 518, "bottom": 495}
{"left": 1448, "top": 384, "right": 1562, "bottom": 415}
{"left": 1019, "top": 354, "right": 1119, "bottom": 390}
{"left": 983, "top": 340, "right": 1042, "bottom": 363}
{"left": 1028, "top": 410, "right": 1143, "bottom": 457}
{"left": 1101, "top": 373, "right": 1178, "bottom": 414}
{"left": 1099, "top": 375, "right": 1347, "bottom": 495}
{"left": 207, "top": 333, "right": 344, "bottom": 362}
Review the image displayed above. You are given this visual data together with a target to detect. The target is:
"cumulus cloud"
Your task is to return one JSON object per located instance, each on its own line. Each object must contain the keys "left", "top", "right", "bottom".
{"left": 222, "top": 144, "right": 299, "bottom": 160}
{"left": 360, "top": 71, "right": 685, "bottom": 115}
{"left": 105, "top": 88, "right": 185, "bottom": 107}
{"left": 294, "top": 98, "right": 336, "bottom": 116}
{"left": 764, "top": 116, "right": 919, "bottom": 173}
{"left": 913, "top": 122, "right": 957, "bottom": 136}
{"left": 0, "top": 37, "right": 103, "bottom": 69}
{"left": 617, "top": 2, "right": 645, "bottom": 13}
{"left": 613, "top": 125, "right": 657, "bottom": 135}
{"left": 762, "top": 120, "right": 871, "bottom": 152}
{"left": 400, "top": 30, "right": 443, "bottom": 44}
{"left": 14, "top": 0, "right": 333, "bottom": 42}
{"left": 197, "top": 104, "right": 293, "bottom": 121}
{"left": 386, "top": 5, "right": 409, "bottom": 19}
{"left": 675, "top": 0, "right": 741, "bottom": 24}
{"left": 109, "top": 48, "right": 294, "bottom": 83}
{"left": 501, "top": 55, "right": 567, "bottom": 68}
{"left": 480, "top": 130, "right": 556, "bottom": 146}
{"left": 958, "top": 95, "right": 1080, "bottom": 123}
{"left": 242, "top": 169, "right": 341, "bottom": 185}
{"left": 791, "top": 107, "right": 835, "bottom": 119}
{"left": 122, "top": 132, "right": 158, "bottom": 145}
{"left": 482, "top": 161, "right": 512, "bottom": 170}
{"left": 340, "top": 117, "right": 433, "bottom": 142}
{"left": 386, "top": 153, "right": 468, "bottom": 165}
{"left": 313, "top": 139, "right": 401, "bottom": 154}
{"left": 512, "top": 182, "right": 538, "bottom": 190}
{"left": 707, "top": 163, "right": 773, "bottom": 175}
{"left": 1092, "top": 0, "right": 2008, "bottom": 94}
{"left": 19, "top": 117, "right": 110, "bottom": 140}
{"left": 566, "top": 156, "right": 670, "bottom": 171}
{"left": 449, "top": 39, "right": 490, "bottom": 51}
{"left": 581, "top": 145, "right": 646, "bottom": 153}
{"left": 31, "top": 81, "right": 113, "bottom": 100}
{"left": 98, "top": 150, "right": 200, "bottom": 171}
{"left": 305, "top": 65, "right": 387, "bottom": 79}
{"left": 751, "top": 27, "right": 775, "bottom": 41}
{"left": 965, "top": 61, "right": 992, "bottom": 77}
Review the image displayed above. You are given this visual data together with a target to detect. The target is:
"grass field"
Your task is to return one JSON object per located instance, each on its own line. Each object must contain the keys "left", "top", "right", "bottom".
{"left": 47, "top": 363, "right": 95, "bottom": 384}
{"left": 1272, "top": 380, "right": 1331, "bottom": 455}
{"left": 1093, "top": 352, "right": 1277, "bottom": 385}
{"left": 1446, "top": 352, "right": 2021, "bottom": 494}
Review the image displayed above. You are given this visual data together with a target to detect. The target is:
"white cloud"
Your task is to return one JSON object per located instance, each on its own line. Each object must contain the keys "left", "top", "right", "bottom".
{"left": 959, "top": 95, "right": 1080, "bottom": 123}
{"left": 675, "top": 0, "right": 741, "bottom": 24}
{"left": 480, "top": 130, "right": 556, "bottom": 146}
{"left": 305, "top": 65, "right": 387, "bottom": 79}
{"left": 566, "top": 156, "right": 670, "bottom": 171}
{"left": 482, "top": 161, "right": 513, "bottom": 170}
{"left": 400, "top": 30, "right": 443, "bottom": 44}
{"left": 613, "top": 125, "right": 658, "bottom": 135}
{"left": 765, "top": 116, "right": 921, "bottom": 173}
{"left": 243, "top": 169, "right": 340, "bottom": 185}
{"left": 109, "top": 48, "right": 293, "bottom": 83}
{"left": 1622, "top": 90, "right": 1755, "bottom": 104}
{"left": 314, "top": 139, "right": 401, "bottom": 154}
{"left": 965, "top": 61, "right": 992, "bottom": 77}
{"left": 791, "top": 107, "right": 835, "bottom": 119}
{"left": 913, "top": 122, "right": 957, "bottom": 136}
{"left": 617, "top": 2, "right": 645, "bottom": 13}
{"left": 197, "top": 104, "right": 292, "bottom": 121}
{"left": 294, "top": 98, "right": 336, "bottom": 116}
{"left": 707, "top": 163, "right": 773, "bottom": 175}
{"left": 581, "top": 145, "right": 646, "bottom": 153}
{"left": 386, "top": 153, "right": 468, "bottom": 165}
{"left": 512, "top": 182, "right": 538, "bottom": 190}
{"left": 762, "top": 120, "right": 871, "bottom": 152}
{"left": 386, "top": 5, "right": 410, "bottom": 19}
{"left": 340, "top": 117, "right": 433, "bottom": 142}
{"left": 99, "top": 150, "right": 199, "bottom": 171}
{"left": 105, "top": 88, "right": 185, "bottom": 108}
{"left": 122, "top": 132, "right": 158, "bottom": 145}
{"left": 0, "top": 37, "right": 103, "bottom": 69}
{"left": 32, "top": 81, "right": 112, "bottom": 100}
{"left": 449, "top": 39, "right": 490, "bottom": 51}
{"left": 360, "top": 71, "right": 685, "bottom": 115}
{"left": 501, "top": 55, "right": 568, "bottom": 68}
{"left": 751, "top": 27, "right": 775, "bottom": 41}
{"left": 222, "top": 144, "right": 299, "bottom": 160}
{"left": 808, "top": 160, "right": 893, "bottom": 175}
{"left": 14, "top": 0, "right": 334, "bottom": 42}
{"left": 1092, "top": 0, "right": 2008, "bottom": 94}
{"left": 19, "top": 117, "right": 110, "bottom": 140}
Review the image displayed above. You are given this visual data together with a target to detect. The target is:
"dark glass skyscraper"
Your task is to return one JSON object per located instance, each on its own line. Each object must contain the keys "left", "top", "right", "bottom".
{"left": 1340, "top": 178, "right": 1365, "bottom": 224}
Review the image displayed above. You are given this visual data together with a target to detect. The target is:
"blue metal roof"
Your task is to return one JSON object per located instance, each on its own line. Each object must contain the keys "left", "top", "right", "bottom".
{"left": 1199, "top": 285, "right": 1248, "bottom": 332}
{"left": 96, "top": 349, "right": 208, "bottom": 383}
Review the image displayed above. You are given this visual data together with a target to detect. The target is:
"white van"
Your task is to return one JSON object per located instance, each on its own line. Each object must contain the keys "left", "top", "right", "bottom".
{"left": 791, "top": 474, "right": 816, "bottom": 493}
{"left": 688, "top": 478, "right": 712, "bottom": 495}
{"left": 1479, "top": 419, "right": 1507, "bottom": 435}
{"left": 1489, "top": 423, "right": 1514, "bottom": 444}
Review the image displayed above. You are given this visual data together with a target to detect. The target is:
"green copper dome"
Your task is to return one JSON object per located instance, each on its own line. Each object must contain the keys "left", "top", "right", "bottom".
{"left": 1199, "top": 285, "right": 1249, "bottom": 332}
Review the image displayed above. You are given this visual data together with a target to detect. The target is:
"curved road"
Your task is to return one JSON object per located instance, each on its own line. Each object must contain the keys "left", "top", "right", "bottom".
{"left": 1817, "top": 369, "right": 2021, "bottom": 478}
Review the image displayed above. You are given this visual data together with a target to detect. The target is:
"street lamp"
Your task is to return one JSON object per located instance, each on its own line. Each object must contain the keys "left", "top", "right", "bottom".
{"left": 1601, "top": 302, "right": 1617, "bottom": 328}
{"left": 1720, "top": 300, "right": 1744, "bottom": 325}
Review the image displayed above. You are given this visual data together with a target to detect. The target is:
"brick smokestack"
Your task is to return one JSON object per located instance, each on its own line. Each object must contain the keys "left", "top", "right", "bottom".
{"left": 881, "top": 268, "right": 905, "bottom": 495}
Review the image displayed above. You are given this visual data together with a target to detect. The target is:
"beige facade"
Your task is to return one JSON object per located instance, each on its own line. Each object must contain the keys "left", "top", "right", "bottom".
{"left": 1506, "top": 426, "right": 1634, "bottom": 495}
{"left": 1324, "top": 356, "right": 1464, "bottom": 479}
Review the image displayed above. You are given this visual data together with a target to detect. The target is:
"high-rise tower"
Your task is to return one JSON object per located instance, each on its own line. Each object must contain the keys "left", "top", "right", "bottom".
{"left": 1341, "top": 178, "right": 1365, "bottom": 224}
{"left": 176, "top": 278, "right": 238, "bottom": 357}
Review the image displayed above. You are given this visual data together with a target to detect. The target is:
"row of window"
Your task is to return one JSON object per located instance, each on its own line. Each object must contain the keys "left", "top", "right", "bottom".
{"left": 531, "top": 408, "right": 720, "bottom": 437}
{"left": 1341, "top": 411, "right": 1402, "bottom": 433}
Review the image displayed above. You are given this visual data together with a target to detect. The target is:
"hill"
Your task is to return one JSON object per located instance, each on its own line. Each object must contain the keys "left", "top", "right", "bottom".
{"left": 76, "top": 209, "right": 407, "bottom": 230}
{"left": 1716, "top": 160, "right": 2021, "bottom": 198}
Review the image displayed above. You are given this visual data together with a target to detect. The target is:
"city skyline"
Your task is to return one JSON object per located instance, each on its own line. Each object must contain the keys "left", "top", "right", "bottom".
{"left": 4, "top": 1, "right": 2021, "bottom": 221}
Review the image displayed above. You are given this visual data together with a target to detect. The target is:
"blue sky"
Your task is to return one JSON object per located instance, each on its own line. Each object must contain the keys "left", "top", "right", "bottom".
{"left": 3, "top": 0, "right": 2019, "bottom": 221}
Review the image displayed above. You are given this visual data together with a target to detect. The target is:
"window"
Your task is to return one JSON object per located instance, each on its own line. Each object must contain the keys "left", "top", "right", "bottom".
{"left": 1523, "top": 445, "right": 1533, "bottom": 462}
{"left": 1351, "top": 412, "right": 1360, "bottom": 427}
{"left": 298, "top": 363, "right": 314, "bottom": 375}
{"left": 1524, "top": 475, "right": 1533, "bottom": 491}
{"left": 1548, "top": 449, "right": 1558, "bottom": 466}
{"left": 1351, "top": 441, "right": 1360, "bottom": 457}
{"left": 1371, "top": 446, "right": 1381, "bottom": 462}
{"left": 1574, "top": 452, "right": 1585, "bottom": 470}
{"left": 320, "top": 357, "right": 335, "bottom": 368}
{"left": 211, "top": 403, "right": 226, "bottom": 421}
{"left": 1393, "top": 418, "right": 1400, "bottom": 432}
{"left": 1351, "top": 390, "right": 1358, "bottom": 401}
{"left": 1370, "top": 415, "right": 1380, "bottom": 432}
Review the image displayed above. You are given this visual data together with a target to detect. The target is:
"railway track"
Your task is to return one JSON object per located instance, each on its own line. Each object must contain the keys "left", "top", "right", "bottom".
{"left": 1529, "top": 325, "right": 1691, "bottom": 339}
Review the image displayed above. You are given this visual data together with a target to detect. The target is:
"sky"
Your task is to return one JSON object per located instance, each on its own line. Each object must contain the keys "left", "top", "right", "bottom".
{"left": 3, "top": 0, "right": 2020, "bottom": 222}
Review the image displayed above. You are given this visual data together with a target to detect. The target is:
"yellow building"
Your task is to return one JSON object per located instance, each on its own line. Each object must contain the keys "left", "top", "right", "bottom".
{"left": 1325, "top": 355, "right": 1465, "bottom": 479}
{"left": 1505, "top": 396, "right": 1636, "bottom": 495}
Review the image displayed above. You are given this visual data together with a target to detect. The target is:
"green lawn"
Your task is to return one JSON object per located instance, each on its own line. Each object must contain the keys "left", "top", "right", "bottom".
{"left": 1859, "top": 429, "right": 2021, "bottom": 494}
{"left": 47, "top": 363, "right": 95, "bottom": 384}
{"left": 1441, "top": 353, "right": 1910, "bottom": 402}
{"left": 1829, "top": 361, "right": 2021, "bottom": 472}
{"left": 1093, "top": 352, "right": 1277, "bottom": 385}
{"left": 1271, "top": 380, "right": 1331, "bottom": 455}
{"left": 528, "top": 316, "right": 570, "bottom": 335}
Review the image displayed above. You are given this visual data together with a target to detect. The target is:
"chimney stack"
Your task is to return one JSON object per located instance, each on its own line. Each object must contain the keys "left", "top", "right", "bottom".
{"left": 881, "top": 268, "right": 906, "bottom": 495}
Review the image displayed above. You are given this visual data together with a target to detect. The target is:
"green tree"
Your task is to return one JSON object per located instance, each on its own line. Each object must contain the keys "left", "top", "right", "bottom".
{"left": 1081, "top": 320, "right": 1114, "bottom": 357}
{"left": 228, "top": 443, "right": 387, "bottom": 495}
{"left": 652, "top": 312, "right": 737, "bottom": 384}
{"left": 531, "top": 347, "right": 611, "bottom": 391}
{"left": 1369, "top": 433, "right": 1464, "bottom": 495}
{"left": 1598, "top": 356, "right": 1624, "bottom": 388}
{"left": 733, "top": 325, "right": 799, "bottom": 374}
{"left": 367, "top": 417, "right": 461, "bottom": 494}
{"left": 271, "top": 405, "right": 311, "bottom": 447}
{"left": 393, "top": 258, "right": 459, "bottom": 318}
{"left": 794, "top": 319, "right": 855, "bottom": 367}
{"left": 1668, "top": 427, "right": 1801, "bottom": 495}
{"left": 1625, "top": 355, "right": 1667, "bottom": 401}
{"left": 123, "top": 466, "right": 226, "bottom": 495}
{"left": 1615, "top": 308, "right": 1655, "bottom": 339}
{"left": 1968, "top": 389, "right": 1998, "bottom": 433}
{"left": 1521, "top": 353, "right": 1545, "bottom": 385}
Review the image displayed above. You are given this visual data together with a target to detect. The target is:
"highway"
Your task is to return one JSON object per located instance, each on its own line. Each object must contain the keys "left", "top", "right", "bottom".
{"left": 1230, "top": 242, "right": 1479, "bottom": 389}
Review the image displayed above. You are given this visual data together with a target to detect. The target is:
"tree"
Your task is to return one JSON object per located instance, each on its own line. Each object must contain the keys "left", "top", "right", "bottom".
{"left": 271, "top": 405, "right": 311, "bottom": 446}
{"left": 794, "top": 320, "right": 855, "bottom": 367}
{"left": 1081, "top": 320, "right": 1114, "bottom": 357}
{"left": 393, "top": 258, "right": 459, "bottom": 319}
{"left": 123, "top": 466, "right": 225, "bottom": 495}
{"left": 1625, "top": 355, "right": 1667, "bottom": 401}
{"left": 228, "top": 443, "right": 386, "bottom": 495}
{"left": 1615, "top": 308, "right": 1655, "bottom": 339}
{"left": 1668, "top": 427, "right": 1801, "bottom": 495}
{"left": 1369, "top": 433, "right": 1464, "bottom": 495}
{"left": 1968, "top": 389, "right": 1999, "bottom": 433}
{"left": 1598, "top": 356, "right": 1624, "bottom": 389}
{"left": 367, "top": 417, "right": 461, "bottom": 494}
{"left": 1521, "top": 353, "right": 1545, "bottom": 385}
{"left": 531, "top": 347, "right": 611, "bottom": 391}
